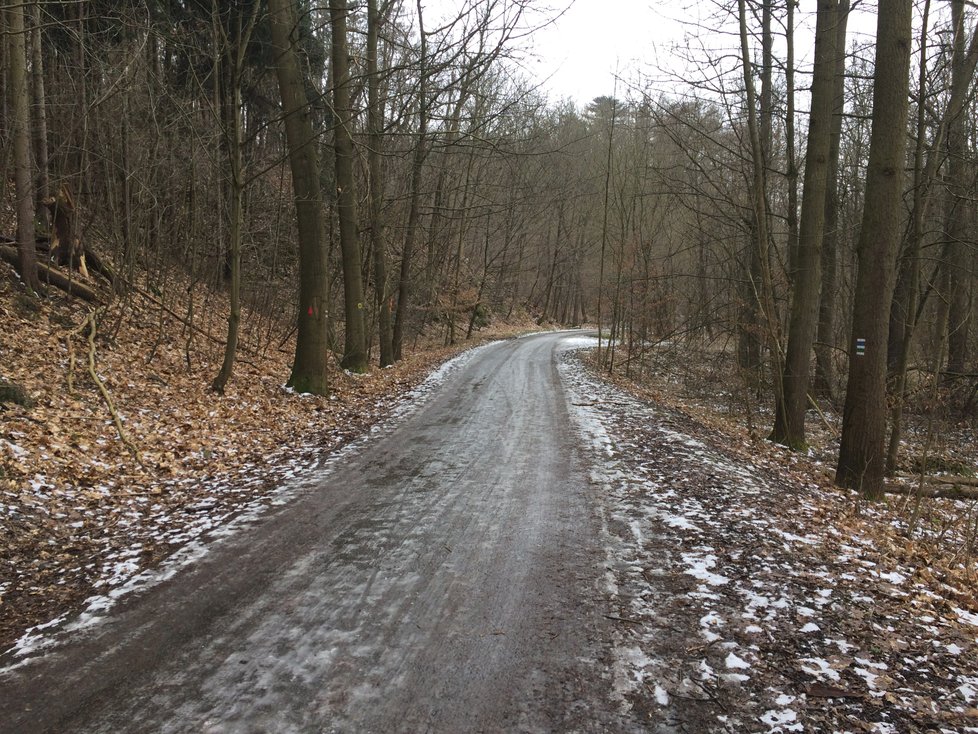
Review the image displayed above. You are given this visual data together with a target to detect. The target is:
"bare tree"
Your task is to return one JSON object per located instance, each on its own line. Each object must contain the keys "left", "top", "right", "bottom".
{"left": 269, "top": 0, "right": 330, "bottom": 395}
{"left": 5, "top": 0, "right": 41, "bottom": 294}
{"left": 368, "top": 0, "right": 394, "bottom": 367}
{"left": 212, "top": 0, "right": 262, "bottom": 394}
{"left": 836, "top": 0, "right": 913, "bottom": 498}
{"left": 392, "top": 0, "right": 429, "bottom": 362}
{"left": 738, "top": 0, "right": 784, "bottom": 414}
{"left": 886, "top": 0, "right": 978, "bottom": 471}
{"left": 813, "top": 0, "right": 851, "bottom": 400}
{"left": 329, "top": 0, "right": 368, "bottom": 372}
{"left": 30, "top": 2, "right": 50, "bottom": 233}
{"left": 772, "top": 0, "right": 840, "bottom": 449}
{"left": 941, "top": 0, "right": 974, "bottom": 378}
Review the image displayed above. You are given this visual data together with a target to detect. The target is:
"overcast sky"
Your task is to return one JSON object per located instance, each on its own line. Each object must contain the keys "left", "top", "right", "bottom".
{"left": 523, "top": 0, "right": 686, "bottom": 103}
{"left": 420, "top": 0, "right": 888, "bottom": 107}
{"left": 516, "top": 0, "right": 881, "bottom": 106}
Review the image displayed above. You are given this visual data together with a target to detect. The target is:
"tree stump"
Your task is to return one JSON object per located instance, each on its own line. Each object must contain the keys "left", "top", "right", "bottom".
{"left": 45, "top": 184, "right": 89, "bottom": 278}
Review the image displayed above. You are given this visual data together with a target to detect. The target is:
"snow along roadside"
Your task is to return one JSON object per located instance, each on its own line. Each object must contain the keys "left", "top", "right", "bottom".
{"left": 558, "top": 344, "right": 978, "bottom": 734}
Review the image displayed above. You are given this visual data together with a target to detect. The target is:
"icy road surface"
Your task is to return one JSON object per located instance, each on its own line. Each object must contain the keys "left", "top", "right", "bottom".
{"left": 0, "top": 332, "right": 638, "bottom": 733}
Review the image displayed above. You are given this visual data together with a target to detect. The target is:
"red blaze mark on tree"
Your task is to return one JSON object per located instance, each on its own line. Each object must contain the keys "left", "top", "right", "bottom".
{"left": 308, "top": 305, "right": 314, "bottom": 316}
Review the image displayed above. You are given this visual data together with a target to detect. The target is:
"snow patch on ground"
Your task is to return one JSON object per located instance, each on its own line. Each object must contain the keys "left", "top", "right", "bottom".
{"left": 682, "top": 553, "right": 731, "bottom": 586}
{"left": 558, "top": 347, "right": 978, "bottom": 732}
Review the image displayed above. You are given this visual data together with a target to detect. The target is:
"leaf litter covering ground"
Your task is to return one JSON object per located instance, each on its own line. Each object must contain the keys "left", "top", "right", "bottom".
{"left": 0, "top": 284, "right": 517, "bottom": 658}
{"left": 558, "top": 341, "right": 978, "bottom": 733}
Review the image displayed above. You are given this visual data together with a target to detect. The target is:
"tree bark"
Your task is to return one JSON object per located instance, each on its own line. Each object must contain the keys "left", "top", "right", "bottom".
{"left": 737, "top": 0, "right": 784, "bottom": 411}
{"left": 45, "top": 184, "right": 88, "bottom": 276}
{"left": 943, "top": 0, "right": 973, "bottom": 378}
{"left": 392, "top": 0, "right": 429, "bottom": 362}
{"left": 30, "top": 1, "right": 49, "bottom": 234}
{"left": 5, "top": 0, "right": 41, "bottom": 294}
{"left": 785, "top": 0, "right": 799, "bottom": 279}
{"left": 836, "top": 1, "right": 912, "bottom": 499}
{"left": 329, "top": 0, "right": 368, "bottom": 372}
{"left": 212, "top": 1, "right": 261, "bottom": 395}
{"left": 772, "top": 0, "right": 839, "bottom": 449}
{"left": 738, "top": 0, "right": 770, "bottom": 379}
{"left": 269, "top": 0, "right": 330, "bottom": 395}
{"left": 0, "top": 246, "right": 96, "bottom": 301}
{"left": 72, "top": 0, "right": 89, "bottom": 260}
{"left": 813, "top": 0, "right": 850, "bottom": 401}
{"left": 368, "top": 0, "right": 394, "bottom": 367}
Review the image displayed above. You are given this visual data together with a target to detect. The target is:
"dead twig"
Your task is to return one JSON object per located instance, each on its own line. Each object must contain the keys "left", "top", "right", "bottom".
{"left": 807, "top": 393, "right": 839, "bottom": 437}
{"left": 82, "top": 309, "right": 140, "bottom": 462}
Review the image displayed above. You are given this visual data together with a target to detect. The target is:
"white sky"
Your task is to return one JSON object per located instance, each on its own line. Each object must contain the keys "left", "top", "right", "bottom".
{"left": 520, "top": 0, "right": 881, "bottom": 106}
{"left": 422, "top": 0, "right": 893, "bottom": 108}
{"left": 524, "top": 0, "right": 685, "bottom": 103}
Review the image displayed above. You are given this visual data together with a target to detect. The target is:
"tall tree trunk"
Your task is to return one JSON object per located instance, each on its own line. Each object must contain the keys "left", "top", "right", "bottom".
{"left": 73, "top": 0, "right": 88, "bottom": 264}
{"left": 0, "top": 10, "right": 7, "bottom": 144}
{"left": 887, "top": 0, "right": 978, "bottom": 471}
{"left": 738, "top": 0, "right": 784, "bottom": 411}
{"left": 5, "top": 0, "right": 41, "bottom": 293}
{"left": 329, "top": 0, "right": 367, "bottom": 372}
{"left": 30, "top": 2, "right": 49, "bottom": 233}
{"left": 836, "top": 0, "right": 912, "bottom": 499}
{"left": 368, "top": 0, "right": 394, "bottom": 367}
{"left": 269, "top": 0, "right": 330, "bottom": 395}
{"left": 738, "top": 0, "right": 771, "bottom": 378}
{"left": 211, "top": 81, "right": 243, "bottom": 394}
{"left": 813, "top": 0, "right": 850, "bottom": 401}
{"left": 467, "top": 214, "right": 491, "bottom": 340}
{"left": 597, "top": 92, "right": 617, "bottom": 365}
{"left": 772, "top": 0, "right": 840, "bottom": 449}
{"left": 943, "top": 0, "right": 973, "bottom": 378}
{"left": 785, "top": 0, "right": 799, "bottom": 278}
{"left": 212, "top": 1, "right": 261, "bottom": 394}
{"left": 392, "top": 0, "right": 428, "bottom": 362}
{"left": 446, "top": 152, "right": 476, "bottom": 346}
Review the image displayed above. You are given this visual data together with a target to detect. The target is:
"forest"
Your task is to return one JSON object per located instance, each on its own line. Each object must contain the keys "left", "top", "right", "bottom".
{"left": 3, "top": 0, "right": 978, "bottom": 728}
{"left": 2, "top": 0, "right": 978, "bottom": 651}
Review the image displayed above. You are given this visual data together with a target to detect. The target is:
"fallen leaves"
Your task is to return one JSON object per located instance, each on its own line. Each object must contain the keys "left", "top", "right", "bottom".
{"left": 563, "top": 348, "right": 978, "bottom": 733}
{"left": 805, "top": 682, "right": 863, "bottom": 699}
{"left": 1, "top": 276, "right": 531, "bottom": 651}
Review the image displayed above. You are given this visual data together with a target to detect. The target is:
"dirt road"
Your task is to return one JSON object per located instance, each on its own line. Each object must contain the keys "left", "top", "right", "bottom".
{"left": 0, "top": 332, "right": 635, "bottom": 733}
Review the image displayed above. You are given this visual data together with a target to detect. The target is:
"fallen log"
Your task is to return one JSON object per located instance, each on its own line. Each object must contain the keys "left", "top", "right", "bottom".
{"left": 922, "top": 474, "right": 978, "bottom": 487}
{"left": 82, "top": 246, "right": 117, "bottom": 287}
{"left": 1, "top": 245, "right": 97, "bottom": 302}
{"left": 45, "top": 184, "right": 89, "bottom": 278}
{"left": 0, "top": 233, "right": 51, "bottom": 246}
{"left": 886, "top": 480, "right": 978, "bottom": 501}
